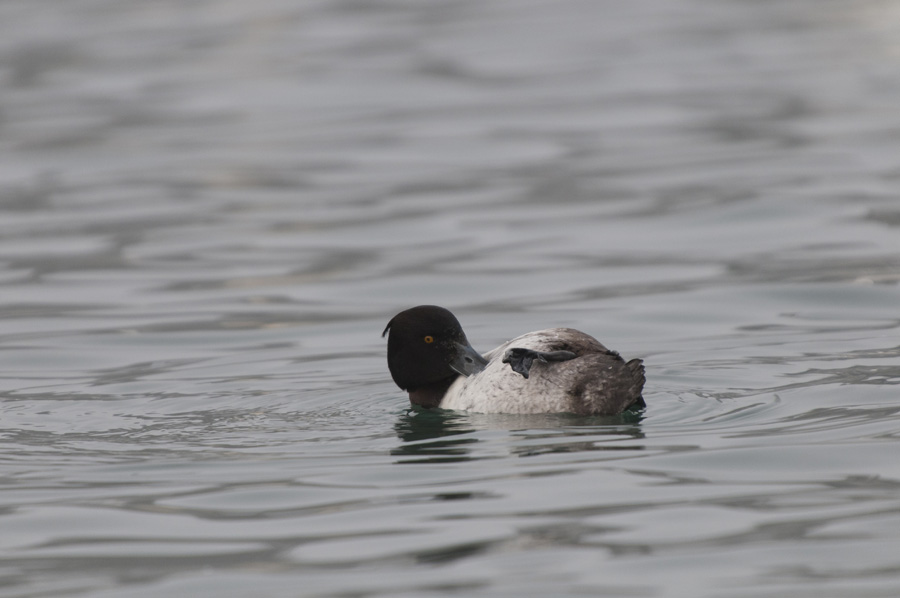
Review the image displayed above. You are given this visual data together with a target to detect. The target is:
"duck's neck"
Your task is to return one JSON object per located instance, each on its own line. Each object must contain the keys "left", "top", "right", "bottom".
{"left": 408, "top": 376, "right": 457, "bottom": 409}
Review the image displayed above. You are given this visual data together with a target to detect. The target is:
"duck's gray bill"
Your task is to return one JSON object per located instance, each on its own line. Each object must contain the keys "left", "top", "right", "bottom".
{"left": 449, "top": 342, "right": 489, "bottom": 377}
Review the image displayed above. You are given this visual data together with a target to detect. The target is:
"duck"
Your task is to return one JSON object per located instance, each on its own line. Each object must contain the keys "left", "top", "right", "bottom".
{"left": 382, "top": 305, "right": 645, "bottom": 415}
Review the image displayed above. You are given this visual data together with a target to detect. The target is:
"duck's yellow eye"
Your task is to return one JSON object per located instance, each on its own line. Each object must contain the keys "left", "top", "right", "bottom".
{"left": 424, "top": 335, "right": 434, "bottom": 344}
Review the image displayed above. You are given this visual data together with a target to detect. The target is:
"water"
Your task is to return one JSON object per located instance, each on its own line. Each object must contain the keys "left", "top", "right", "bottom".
{"left": 2, "top": 0, "right": 900, "bottom": 596}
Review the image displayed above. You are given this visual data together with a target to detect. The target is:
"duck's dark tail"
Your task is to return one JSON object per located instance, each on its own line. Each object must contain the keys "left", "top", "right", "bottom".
{"left": 626, "top": 358, "right": 646, "bottom": 408}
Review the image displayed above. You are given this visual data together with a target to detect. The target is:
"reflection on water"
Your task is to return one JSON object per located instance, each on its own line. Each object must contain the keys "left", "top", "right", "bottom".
{"left": 393, "top": 408, "right": 647, "bottom": 462}
{"left": 392, "top": 410, "right": 479, "bottom": 462}
{"left": 393, "top": 409, "right": 475, "bottom": 443}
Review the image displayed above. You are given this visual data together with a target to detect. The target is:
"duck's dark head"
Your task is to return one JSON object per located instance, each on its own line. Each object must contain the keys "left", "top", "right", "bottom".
{"left": 382, "top": 305, "right": 488, "bottom": 408}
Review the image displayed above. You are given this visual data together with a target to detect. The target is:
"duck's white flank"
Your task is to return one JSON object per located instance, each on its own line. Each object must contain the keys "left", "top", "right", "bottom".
{"left": 441, "top": 329, "right": 591, "bottom": 414}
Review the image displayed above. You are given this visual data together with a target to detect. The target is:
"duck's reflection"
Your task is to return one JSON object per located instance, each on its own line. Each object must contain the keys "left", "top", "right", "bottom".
{"left": 392, "top": 407, "right": 646, "bottom": 463}
{"left": 391, "top": 409, "right": 478, "bottom": 462}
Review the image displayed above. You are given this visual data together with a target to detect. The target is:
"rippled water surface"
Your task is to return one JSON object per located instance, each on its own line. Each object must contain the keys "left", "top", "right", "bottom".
{"left": 2, "top": 1, "right": 900, "bottom": 596}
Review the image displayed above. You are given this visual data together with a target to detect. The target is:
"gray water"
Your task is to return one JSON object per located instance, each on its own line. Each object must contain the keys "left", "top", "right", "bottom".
{"left": 2, "top": 0, "right": 900, "bottom": 596}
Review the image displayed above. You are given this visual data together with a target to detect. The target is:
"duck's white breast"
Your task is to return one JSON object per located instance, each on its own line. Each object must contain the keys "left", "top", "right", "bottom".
{"left": 439, "top": 329, "right": 582, "bottom": 414}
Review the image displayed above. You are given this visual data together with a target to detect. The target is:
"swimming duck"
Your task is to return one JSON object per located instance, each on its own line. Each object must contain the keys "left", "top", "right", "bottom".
{"left": 382, "top": 305, "right": 645, "bottom": 415}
